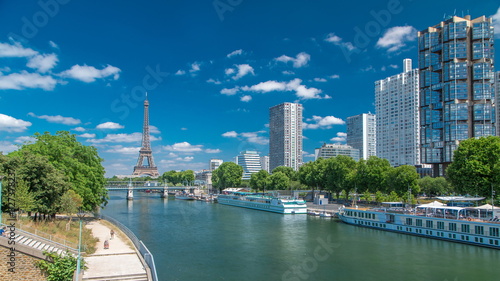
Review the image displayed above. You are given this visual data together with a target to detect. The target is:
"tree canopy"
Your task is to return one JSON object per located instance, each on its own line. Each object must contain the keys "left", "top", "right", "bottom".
{"left": 249, "top": 170, "right": 270, "bottom": 192}
{"left": 271, "top": 166, "right": 298, "bottom": 181}
{"left": 212, "top": 162, "right": 243, "bottom": 192}
{"left": 447, "top": 136, "right": 500, "bottom": 197}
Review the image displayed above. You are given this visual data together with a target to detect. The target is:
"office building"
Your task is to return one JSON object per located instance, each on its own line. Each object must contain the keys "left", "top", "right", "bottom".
{"left": 346, "top": 113, "right": 376, "bottom": 160}
{"left": 375, "top": 59, "right": 420, "bottom": 167}
{"left": 260, "top": 156, "right": 270, "bottom": 173}
{"left": 418, "top": 15, "right": 495, "bottom": 175}
{"left": 236, "top": 150, "right": 262, "bottom": 180}
{"left": 269, "top": 102, "right": 303, "bottom": 171}
{"left": 209, "top": 159, "right": 223, "bottom": 171}
{"left": 314, "top": 143, "right": 360, "bottom": 161}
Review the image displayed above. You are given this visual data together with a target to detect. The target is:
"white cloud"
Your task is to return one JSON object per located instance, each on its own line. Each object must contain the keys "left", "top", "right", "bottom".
{"left": 275, "top": 52, "right": 310, "bottom": 68}
{"left": 233, "top": 78, "right": 327, "bottom": 100}
{"left": 0, "top": 114, "right": 32, "bottom": 132}
{"left": 221, "top": 87, "right": 239, "bottom": 96}
{"left": 304, "top": 115, "right": 345, "bottom": 129}
{"left": 0, "top": 42, "right": 37, "bottom": 57}
{"left": 189, "top": 62, "right": 200, "bottom": 73}
{"left": 330, "top": 132, "right": 347, "bottom": 143}
{"left": 232, "top": 64, "right": 254, "bottom": 80}
{"left": 176, "top": 156, "right": 194, "bottom": 162}
{"left": 96, "top": 122, "right": 124, "bottom": 130}
{"left": 329, "top": 74, "right": 340, "bottom": 79}
{"left": 0, "top": 71, "right": 57, "bottom": 90}
{"left": 0, "top": 141, "right": 18, "bottom": 153}
{"left": 282, "top": 70, "right": 295, "bottom": 75}
{"left": 149, "top": 125, "right": 161, "bottom": 134}
{"left": 175, "top": 70, "right": 186, "bottom": 75}
{"left": 240, "top": 95, "right": 252, "bottom": 102}
{"left": 225, "top": 68, "right": 235, "bottom": 76}
{"left": 222, "top": 130, "right": 268, "bottom": 145}
{"left": 227, "top": 49, "right": 243, "bottom": 58}
{"left": 493, "top": 7, "right": 500, "bottom": 39}
{"left": 376, "top": 26, "right": 417, "bottom": 52}
{"left": 88, "top": 132, "right": 160, "bottom": 143}
{"left": 325, "top": 33, "right": 356, "bottom": 51}
{"left": 15, "top": 136, "right": 35, "bottom": 144}
{"left": 164, "top": 142, "right": 203, "bottom": 152}
{"left": 222, "top": 131, "right": 238, "bottom": 138}
{"left": 28, "top": 112, "right": 81, "bottom": 125}
{"left": 206, "top": 78, "right": 221, "bottom": 84}
{"left": 205, "top": 148, "right": 221, "bottom": 154}
{"left": 314, "top": 78, "right": 327, "bottom": 82}
{"left": 79, "top": 133, "right": 96, "bottom": 138}
{"left": 61, "top": 64, "right": 121, "bottom": 82}
{"left": 72, "top": 127, "right": 86, "bottom": 132}
{"left": 180, "top": 127, "right": 188, "bottom": 131}
{"left": 389, "top": 64, "right": 398, "bottom": 69}
{"left": 27, "top": 53, "right": 58, "bottom": 72}
{"left": 49, "top": 41, "right": 59, "bottom": 49}
{"left": 105, "top": 145, "right": 141, "bottom": 154}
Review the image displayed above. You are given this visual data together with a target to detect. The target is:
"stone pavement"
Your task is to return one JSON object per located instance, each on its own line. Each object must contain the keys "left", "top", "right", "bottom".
{"left": 82, "top": 220, "right": 148, "bottom": 281}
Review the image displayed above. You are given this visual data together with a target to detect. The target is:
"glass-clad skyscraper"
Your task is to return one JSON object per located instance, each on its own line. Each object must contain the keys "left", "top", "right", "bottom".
{"left": 418, "top": 15, "right": 495, "bottom": 175}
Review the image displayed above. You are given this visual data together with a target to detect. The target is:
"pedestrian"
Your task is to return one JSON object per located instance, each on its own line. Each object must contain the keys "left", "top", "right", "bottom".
{"left": 104, "top": 240, "right": 109, "bottom": 249}
{"left": 0, "top": 226, "right": 6, "bottom": 237}
{"left": 110, "top": 229, "right": 115, "bottom": 239}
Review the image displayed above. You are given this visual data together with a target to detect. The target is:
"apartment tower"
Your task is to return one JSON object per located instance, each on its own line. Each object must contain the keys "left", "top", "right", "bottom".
{"left": 346, "top": 113, "right": 376, "bottom": 160}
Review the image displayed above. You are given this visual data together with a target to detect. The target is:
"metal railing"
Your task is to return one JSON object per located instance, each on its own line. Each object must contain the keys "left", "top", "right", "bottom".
{"left": 99, "top": 214, "right": 158, "bottom": 281}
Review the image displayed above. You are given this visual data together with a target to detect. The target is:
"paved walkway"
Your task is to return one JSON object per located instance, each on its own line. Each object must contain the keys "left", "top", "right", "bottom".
{"left": 82, "top": 220, "right": 148, "bottom": 280}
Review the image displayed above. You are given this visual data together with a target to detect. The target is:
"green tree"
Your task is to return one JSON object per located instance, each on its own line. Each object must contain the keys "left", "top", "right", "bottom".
{"left": 354, "top": 156, "right": 391, "bottom": 193}
{"left": 60, "top": 190, "right": 83, "bottom": 217}
{"left": 12, "top": 179, "right": 36, "bottom": 216}
{"left": 447, "top": 136, "right": 500, "bottom": 197}
{"left": 250, "top": 170, "right": 270, "bottom": 192}
{"left": 212, "top": 162, "right": 243, "bottom": 193}
{"left": 324, "top": 156, "right": 357, "bottom": 199}
{"left": 386, "top": 165, "right": 420, "bottom": 197}
{"left": 298, "top": 158, "right": 327, "bottom": 200}
{"left": 418, "top": 176, "right": 452, "bottom": 197}
{"left": 271, "top": 166, "right": 297, "bottom": 181}
{"left": 161, "top": 170, "right": 178, "bottom": 185}
{"left": 268, "top": 171, "right": 290, "bottom": 190}
{"left": 15, "top": 131, "right": 107, "bottom": 211}
{"left": 37, "top": 251, "right": 85, "bottom": 281}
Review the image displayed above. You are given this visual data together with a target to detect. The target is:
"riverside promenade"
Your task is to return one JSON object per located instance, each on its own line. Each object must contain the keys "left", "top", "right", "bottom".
{"left": 82, "top": 220, "right": 148, "bottom": 281}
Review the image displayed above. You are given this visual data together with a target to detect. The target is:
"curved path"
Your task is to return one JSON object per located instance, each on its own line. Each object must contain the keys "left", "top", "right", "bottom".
{"left": 82, "top": 220, "right": 148, "bottom": 281}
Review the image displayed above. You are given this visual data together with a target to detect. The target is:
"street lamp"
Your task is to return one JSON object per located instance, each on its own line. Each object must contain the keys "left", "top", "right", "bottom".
{"left": 75, "top": 208, "right": 84, "bottom": 280}
{"left": 0, "top": 176, "right": 3, "bottom": 225}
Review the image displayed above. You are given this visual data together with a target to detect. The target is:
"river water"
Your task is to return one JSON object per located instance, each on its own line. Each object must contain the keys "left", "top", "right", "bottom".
{"left": 101, "top": 192, "right": 499, "bottom": 281}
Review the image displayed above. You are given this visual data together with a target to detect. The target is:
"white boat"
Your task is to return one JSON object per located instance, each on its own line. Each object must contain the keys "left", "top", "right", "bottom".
{"left": 338, "top": 202, "right": 500, "bottom": 249}
{"left": 175, "top": 193, "right": 195, "bottom": 200}
{"left": 319, "top": 212, "right": 332, "bottom": 218}
{"left": 308, "top": 211, "right": 320, "bottom": 216}
{"left": 217, "top": 192, "right": 307, "bottom": 214}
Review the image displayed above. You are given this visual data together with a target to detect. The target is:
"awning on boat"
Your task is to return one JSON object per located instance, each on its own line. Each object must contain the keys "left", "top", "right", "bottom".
{"left": 418, "top": 201, "right": 446, "bottom": 207}
{"left": 436, "top": 196, "right": 485, "bottom": 201}
{"left": 472, "top": 204, "right": 500, "bottom": 210}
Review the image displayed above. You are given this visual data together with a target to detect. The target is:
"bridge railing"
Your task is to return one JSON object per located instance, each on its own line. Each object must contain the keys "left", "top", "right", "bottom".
{"left": 99, "top": 214, "right": 158, "bottom": 281}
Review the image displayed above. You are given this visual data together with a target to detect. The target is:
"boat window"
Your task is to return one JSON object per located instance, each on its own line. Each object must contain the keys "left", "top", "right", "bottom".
{"left": 461, "top": 224, "right": 470, "bottom": 233}
{"left": 449, "top": 223, "right": 457, "bottom": 231}
{"left": 416, "top": 219, "right": 423, "bottom": 227}
{"left": 406, "top": 218, "right": 413, "bottom": 225}
{"left": 489, "top": 227, "right": 499, "bottom": 237}
{"left": 426, "top": 220, "right": 434, "bottom": 228}
{"left": 437, "top": 221, "right": 444, "bottom": 230}
{"left": 475, "top": 226, "right": 484, "bottom": 235}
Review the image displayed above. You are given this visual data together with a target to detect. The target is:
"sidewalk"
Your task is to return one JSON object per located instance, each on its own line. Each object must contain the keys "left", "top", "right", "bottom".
{"left": 82, "top": 220, "right": 148, "bottom": 280}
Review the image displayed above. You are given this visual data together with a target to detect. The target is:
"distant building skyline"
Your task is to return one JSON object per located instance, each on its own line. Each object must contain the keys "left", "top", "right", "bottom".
{"left": 269, "top": 102, "right": 303, "bottom": 171}
{"left": 260, "top": 156, "right": 270, "bottom": 173}
{"left": 209, "top": 159, "right": 223, "bottom": 171}
{"left": 315, "top": 143, "right": 360, "bottom": 161}
{"left": 347, "top": 113, "right": 376, "bottom": 160}
{"left": 375, "top": 58, "right": 420, "bottom": 167}
{"left": 236, "top": 150, "right": 262, "bottom": 180}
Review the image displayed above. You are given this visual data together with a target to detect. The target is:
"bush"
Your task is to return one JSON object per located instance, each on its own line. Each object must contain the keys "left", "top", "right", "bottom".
{"left": 37, "top": 251, "right": 85, "bottom": 281}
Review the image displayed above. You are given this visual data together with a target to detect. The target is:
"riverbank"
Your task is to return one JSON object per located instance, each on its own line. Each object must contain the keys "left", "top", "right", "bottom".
{"left": 82, "top": 219, "right": 148, "bottom": 281}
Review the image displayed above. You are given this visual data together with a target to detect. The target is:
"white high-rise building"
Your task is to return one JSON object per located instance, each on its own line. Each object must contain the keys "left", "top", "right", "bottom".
{"left": 236, "top": 151, "right": 262, "bottom": 180}
{"left": 209, "top": 159, "right": 223, "bottom": 171}
{"left": 496, "top": 71, "right": 500, "bottom": 136}
{"left": 269, "top": 102, "right": 303, "bottom": 171}
{"left": 260, "top": 156, "right": 270, "bottom": 173}
{"left": 346, "top": 113, "right": 376, "bottom": 160}
{"left": 375, "top": 59, "right": 420, "bottom": 166}
{"left": 314, "top": 144, "right": 360, "bottom": 161}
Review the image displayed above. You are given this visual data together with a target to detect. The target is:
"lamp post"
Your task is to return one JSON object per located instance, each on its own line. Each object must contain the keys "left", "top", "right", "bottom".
{"left": 75, "top": 208, "right": 84, "bottom": 280}
{"left": 0, "top": 176, "right": 3, "bottom": 225}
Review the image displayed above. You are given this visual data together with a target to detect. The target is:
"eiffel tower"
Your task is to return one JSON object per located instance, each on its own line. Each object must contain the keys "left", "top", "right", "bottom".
{"left": 132, "top": 94, "right": 160, "bottom": 177}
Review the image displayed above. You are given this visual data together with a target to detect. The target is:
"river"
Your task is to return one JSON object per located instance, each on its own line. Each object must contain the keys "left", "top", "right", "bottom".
{"left": 101, "top": 192, "right": 499, "bottom": 281}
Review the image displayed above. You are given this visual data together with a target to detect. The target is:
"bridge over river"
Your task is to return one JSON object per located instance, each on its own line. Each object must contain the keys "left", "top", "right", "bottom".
{"left": 105, "top": 181, "right": 200, "bottom": 200}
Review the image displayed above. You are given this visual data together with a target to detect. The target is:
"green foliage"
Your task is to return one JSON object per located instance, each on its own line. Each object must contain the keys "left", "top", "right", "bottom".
{"left": 60, "top": 190, "right": 83, "bottom": 216}
{"left": 447, "top": 136, "right": 500, "bottom": 197}
{"left": 212, "top": 162, "right": 243, "bottom": 192}
{"left": 160, "top": 170, "right": 195, "bottom": 185}
{"left": 324, "top": 156, "right": 356, "bottom": 198}
{"left": 37, "top": 251, "right": 85, "bottom": 281}
{"left": 386, "top": 165, "right": 420, "bottom": 197}
{"left": 268, "top": 171, "right": 290, "bottom": 190}
{"left": 271, "top": 166, "right": 297, "bottom": 181}
{"left": 12, "top": 179, "right": 36, "bottom": 214}
{"left": 354, "top": 157, "right": 391, "bottom": 193}
{"left": 249, "top": 170, "right": 270, "bottom": 192}
{"left": 375, "top": 191, "right": 385, "bottom": 203}
{"left": 361, "top": 190, "right": 372, "bottom": 202}
{"left": 418, "top": 176, "right": 452, "bottom": 197}
{"left": 14, "top": 131, "right": 107, "bottom": 212}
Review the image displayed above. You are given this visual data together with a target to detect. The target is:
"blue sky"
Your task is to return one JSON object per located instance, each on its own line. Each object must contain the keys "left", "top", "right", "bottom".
{"left": 1, "top": 0, "right": 499, "bottom": 177}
